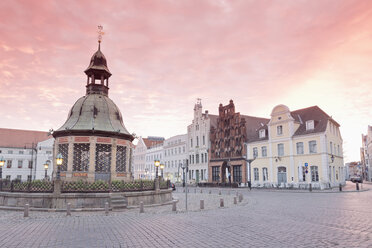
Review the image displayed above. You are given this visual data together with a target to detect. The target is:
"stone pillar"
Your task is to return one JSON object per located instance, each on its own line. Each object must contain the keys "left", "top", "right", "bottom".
{"left": 88, "top": 137, "right": 96, "bottom": 181}
{"left": 66, "top": 137, "right": 74, "bottom": 179}
{"left": 154, "top": 178, "right": 160, "bottom": 192}
{"left": 110, "top": 139, "right": 117, "bottom": 179}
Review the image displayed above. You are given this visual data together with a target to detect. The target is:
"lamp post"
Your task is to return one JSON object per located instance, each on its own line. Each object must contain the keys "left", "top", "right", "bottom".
{"left": 145, "top": 168, "right": 149, "bottom": 179}
{"left": 56, "top": 153, "right": 63, "bottom": 180}
{"left": 181, "top": 160, "right": 189, "bottom": 210}
{"left": 44, "top": 162, "right": 49, "bottom": 180}
{"left": 0, "top": 156, "right": 5, "bottom": 180}
{"left": 154, "top": 160, "right": 160, "bottom": 179}
{"left": 160, "top": 164, "right": 165, "bottom": 179}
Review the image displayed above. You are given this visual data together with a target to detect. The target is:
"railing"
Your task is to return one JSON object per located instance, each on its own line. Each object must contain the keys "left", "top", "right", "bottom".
{"left": 0, "top": 179, "right": 171, "bottom": 193}
{"left": 0, "top": 180, "right": 54, "bottom": 193}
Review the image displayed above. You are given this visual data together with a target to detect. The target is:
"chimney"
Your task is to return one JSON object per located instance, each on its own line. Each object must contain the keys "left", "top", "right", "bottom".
{"left": 205, "top": 110, "right": 209, "bottom": 118}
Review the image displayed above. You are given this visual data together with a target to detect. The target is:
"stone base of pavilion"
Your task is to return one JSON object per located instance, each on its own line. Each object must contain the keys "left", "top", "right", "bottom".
{"left": 0, "top": 179, "right": 173, "bottom": 211}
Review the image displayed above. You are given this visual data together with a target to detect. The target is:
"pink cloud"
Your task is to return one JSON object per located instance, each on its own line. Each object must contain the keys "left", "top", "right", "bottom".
{"left": 0, "top": 0, "right": 372, "bottom": 161}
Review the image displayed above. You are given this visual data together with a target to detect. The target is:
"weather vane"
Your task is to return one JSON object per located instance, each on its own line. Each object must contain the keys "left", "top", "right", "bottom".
{"left": 98, "top": 25, "right": 104, "bottom": 43}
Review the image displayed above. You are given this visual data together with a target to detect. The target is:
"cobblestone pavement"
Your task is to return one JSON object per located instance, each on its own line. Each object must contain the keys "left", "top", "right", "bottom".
{"left": 0, "top": 182, "right": 371, "bottom": 247}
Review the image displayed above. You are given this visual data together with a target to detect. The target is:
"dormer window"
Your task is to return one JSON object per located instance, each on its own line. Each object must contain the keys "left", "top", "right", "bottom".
{"left": 259, "top": 129, "right": 266, "bottom": 138}
{"left": 306, "top": 120, "right": 314, "bottom": 130}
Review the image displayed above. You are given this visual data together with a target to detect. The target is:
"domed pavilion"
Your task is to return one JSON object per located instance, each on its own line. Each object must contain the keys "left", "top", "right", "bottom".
{"left": 53, "top": 38, "right": 134, "bottom": 182}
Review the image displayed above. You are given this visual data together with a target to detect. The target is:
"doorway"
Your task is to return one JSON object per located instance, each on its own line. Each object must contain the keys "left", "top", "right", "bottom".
{"left": 278, "top": 166, "right": 287, "bottom": 184}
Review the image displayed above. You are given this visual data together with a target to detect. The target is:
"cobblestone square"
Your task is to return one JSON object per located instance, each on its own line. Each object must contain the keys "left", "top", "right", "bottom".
{"left": 0, "top": 182, "right": 370, "bottom": 247}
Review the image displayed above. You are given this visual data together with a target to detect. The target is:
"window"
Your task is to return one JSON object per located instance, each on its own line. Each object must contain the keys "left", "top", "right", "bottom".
{"left": 296, "top": 142, "right": 304, "bottom": 155}
{"left": 189, "top": 155, "right": 192, "bottom": 164}
{"left": 253, "top": 147, "right": 258, "bottom": 158}
{"left": 27, "top": 175, "right": 32, "bottom": 181}
{"left": 212, "top": 166, "right": 220, "bottom": 181}
{"left": 196, "top": 154, "right": 199, "bottom": 163}
{"left": 205, "top": 153, "right": 208, "bottom": 162}
{"left": 178, "top": 147, "right": 181, "bottom": 154}
{"left": 197, "top": 136, "right": 199, "bottom": 147}
{"left": 262, "top": 167, "right": 268, "bottom": 181}
{"left": 203, "top": 136, "right": 205, "bottom": 145}
{"left": 259, "top": 129, "right": 265, "bottom": 138}
{"left": 18, "top": 160, "right": 23, "bottom": 168}
{"left": 183, "top": 146, "right": 185, "bottom": 153}
{"left": 19, "top": 150, "right": 24, "bottom": 154}
{"left": 309, "top": 141, "right": 317, "bottom": 153}
{"left": 261, "top": 146, "right": 267, "bottom": 157}
{"left": 192, "top": 155, "right": 195, "bottom": 164}
{"left": 277, "top": 125, "right": 283, "bottom": 135}
{"left": 337, "top": 145, "right": 340, "bottom": 156}
{"left": 233, "top": 166, "right": 242, "bottom": 183}
{"left": 201, "top": 154, "right": 204, "bottom": 163}
{"left": 46, "top": 151, "right": 52, "bottom": 154}
{"left": 306, "top": 120, "right": 314, "bottom": 130}
{"left": 311, "top": 166, "right": 319, "bottom": 182}
{"left": 17, "top": 175, "right": 21, "bottom": 180}
{"left": 201, "top": 169, "right": 204, "bottom": 180}
{"left": 7, "top": 160, "right": 12, "bottom": 168}
{"left": 330, "top": 142, "right": 333, "bottom": 154}
{"left": 191, "top": 139, "right": 193, "bottom": 147}
{"left": 6, "top": 175, "right": 11, "bottom": 180}
{"left": 278, "top": 143, "right": 284, "bottom": 156}
{"left": 254, "top": 168, "right": 259, "bottom": 181}
{"left": 8, "top": 150, "right": 13, "bottom": 154}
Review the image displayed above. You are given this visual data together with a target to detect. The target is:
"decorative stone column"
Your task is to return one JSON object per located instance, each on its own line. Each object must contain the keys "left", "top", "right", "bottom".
{"left": 66, "top": 137, "right": 74, "bottom": 179}
{"left": 88, "top": 137, "right": 96, "bottom": 181}
{"left": 110, "top": 138, "right": 117, "bottom": 180}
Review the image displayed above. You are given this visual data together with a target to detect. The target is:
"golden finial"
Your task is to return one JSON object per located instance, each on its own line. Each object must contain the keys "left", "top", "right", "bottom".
{"left": 98, "top": 25, "right": 104, "bottom": 43}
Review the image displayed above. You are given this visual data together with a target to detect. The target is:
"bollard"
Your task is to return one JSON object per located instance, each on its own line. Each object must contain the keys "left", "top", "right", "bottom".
{"left": 209, "top": 190, "right": 211, "bottom": 194}
{"left": 339, "top": 183, "right": 342, "bottom": 192}
{"left": 172, "top": 201, "right": 177, "bottom": 212}
{"left": 234, "top": 196, "right": 237, "bottom": 205}
{"left": 200, "top": 199, "right": 204, "bottom": 210}
{"left": 219, "top": 190, "right": 221, "bottom": 195}
{"left": 105, "top": 202, "right": 109, "bottom": 216}
{"left": 356, "top": 182, "right": 359, "bottom": 191}
{"left": 194, "top": 188, "right": 196, "bottom": 193}
{"left": 24, "top": 204, "right": 29, "bottom": 218}
{"left": 200, "top": 189, "right": 203, "bottom": 194}
{"left": 236, "top": 191, "right": 238, "bottom": 196}
{"left": 220, "top": 198, "right": 224, "bottom": 208}
{"left": 183, "top": 189, "right": 185, "bottom": 193}
{"left": 309, "top": 183, "right": 312, "bottom": 192}
{"left": 239, "top": 194, "right": 243, "bottom": 202}
{"left": 139, "top": 201, "right": 144, "bottom": 213}
{"left": 67, "top": 203, "right": 71, "bottom": 216}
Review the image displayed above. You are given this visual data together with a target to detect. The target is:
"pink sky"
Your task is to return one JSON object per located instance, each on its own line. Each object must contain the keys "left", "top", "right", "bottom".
{"left": 1, "top": 0, "right": 372, "bottom": 162}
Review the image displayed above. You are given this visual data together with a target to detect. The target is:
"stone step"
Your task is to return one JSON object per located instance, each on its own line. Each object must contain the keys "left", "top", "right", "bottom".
{"left": 109, "top": 195, "right": 127, "bottom": 211}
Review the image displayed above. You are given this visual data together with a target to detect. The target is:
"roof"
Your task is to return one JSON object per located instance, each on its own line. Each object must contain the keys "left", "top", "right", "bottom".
{"left": 53, "top": 94, "right": 133, "bottom": 141}
{"left": 143, "top": 138, "right": 163, "bottom": 149}
{"left": 84, "top": 45, "right": 111, "bottom": 77}
{"left": 242, "top": 115, "right": 270, "bottom": 142}
{"left": 247, "top": 105, "right": 336, "bottom": 143}
{"left": 0, "top": 128, "right": 50, "bottom": 148}
{"left": 208, "top": 114, "right": 219, "bottom": 128}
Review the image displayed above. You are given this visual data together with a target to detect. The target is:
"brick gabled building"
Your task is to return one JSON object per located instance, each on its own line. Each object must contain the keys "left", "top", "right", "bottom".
{"left": 209, "top": 100, "right": 268, "bottom": 184}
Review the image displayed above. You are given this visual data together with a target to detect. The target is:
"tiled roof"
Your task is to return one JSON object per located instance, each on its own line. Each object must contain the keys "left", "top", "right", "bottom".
{"left": 208, "top": 114, "right": 219, "bottom": 128}
{"left": 143, "top": 138, "right": 163, "bottom": 149}
{"left": 242, "top": 115, "right": 270, "bottom": 142}
{"left": 247, "top": 105, "right": 336, "bottom": 143}
{"left": 0, "top": 128, "right": 51, "bottom": 148}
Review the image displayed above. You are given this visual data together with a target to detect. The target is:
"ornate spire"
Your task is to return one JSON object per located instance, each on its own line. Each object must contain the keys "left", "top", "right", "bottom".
{"left": 84, "top": 25, "right": 111, "bottom": 96}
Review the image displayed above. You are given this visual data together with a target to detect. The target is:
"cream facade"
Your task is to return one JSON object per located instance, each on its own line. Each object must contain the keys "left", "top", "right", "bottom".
{"left": 246, "top": 105, "right": 345, "bottom": 189}
{"left": 187, "top": 99, "right": 217, "bottom": 183}
{"left": 163, "top": 134, "right": 187, "bottom": 183}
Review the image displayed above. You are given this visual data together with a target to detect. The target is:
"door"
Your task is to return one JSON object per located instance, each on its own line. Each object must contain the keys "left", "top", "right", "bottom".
{"left": 278, "top": 167, "right": 287, "bottom": 184}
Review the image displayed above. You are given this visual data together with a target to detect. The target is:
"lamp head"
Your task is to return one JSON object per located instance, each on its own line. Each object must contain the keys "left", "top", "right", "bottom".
{"left": 0, "top": 156, "right": 5, "bottom": 167}
{"left": 154, "top": 160, "right": 160, "bottom": 167}
{"left": 56, "top": 153, "right": 63, "bottom": 166}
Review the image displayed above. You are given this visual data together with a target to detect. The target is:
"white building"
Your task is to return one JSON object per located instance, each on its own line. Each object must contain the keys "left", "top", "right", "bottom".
{"left": 187, "top": 99, "right": 218, "bottom": 183}
{"left": 361, "top": 127, "right": 372, "bottom": 181}
{"left": 133, "top": 136, "right": 164, "bottom": 179}
{"left": 145, "top": 141, "right": 164, "bottom": 180}
{"left": 163, "top": 134, "right": 187, "bottom": 183}
{"left": 0, "top": 128, "right": 54, "bottom": 181}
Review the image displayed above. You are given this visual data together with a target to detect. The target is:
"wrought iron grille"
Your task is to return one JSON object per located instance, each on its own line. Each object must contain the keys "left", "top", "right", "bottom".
{"left": 58, "top": 144, "right": 69, "bottom": 171}
{"left": 73, "top": 143, "right": 90, "bottom": 171}
{"left": 116, "top": 145, "right": 127, "bottom": 172}
{"left": 95, "top": 144, "right": 112, "bottom": 172}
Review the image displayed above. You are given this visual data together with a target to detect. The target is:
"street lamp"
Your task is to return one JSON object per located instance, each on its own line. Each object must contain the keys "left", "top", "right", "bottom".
{"left": 56, "top": 153, "right": 63, "bottom": 180}
{"left": 154, "top": 160, "right": 160, "bottom": 179}
{"left": 145, "top": 168, "right": 149, "bottom": 179}
{"left": 160, "top": 164, "right": 165, "bottom": 179}
{"left": 44, "top": 161, "right": 49, "bottom": 180}
{"left": 330, "top": 154, "right": 335, "bottom": 163}
{"left": 0, "top": 156, "right": 5, "bottom": 180}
